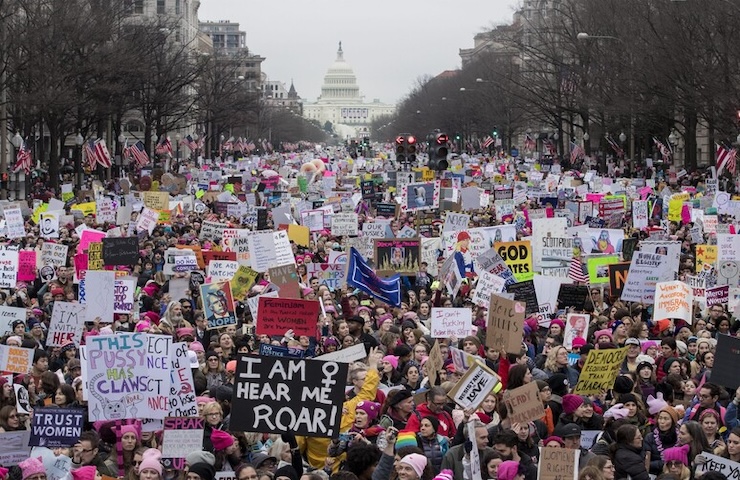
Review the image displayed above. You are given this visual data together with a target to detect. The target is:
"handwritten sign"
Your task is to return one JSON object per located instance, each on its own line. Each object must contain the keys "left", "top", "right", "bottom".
{"left": 102, "top": 237, "right": 139, "bottom": 266}
{"left": 0, "top": 249, "right": 18, "bottom": 288}
{"left": 538, "top": 446, "right": 578, "bottom": 480}
{"left": 256, "top": 298, "right": 320, "bottom": 337}
{"left": 696, "top": 453, "right": 740, "bottom": 480}
{"left": 487, "top": 294, "right": 525, "bottom": 354}
{"left": 161, "top": 417, "right": 204, "bottom": 459}
{"left": 503, "top": 382, "right": 544, "bottom": 425}
{"left": 16, "top": 251, "right": 37, "bottom": 282}
{"left": 573, "top": 347, "right": 628, "bottom": 394}
{"left": 653, "top": 281, "right": 692, "bottom": 322}
{"left": 168, "top": 343, "right": 197, "bottom": 417}
{"left": 430, "top": 308, "right": 473, "bottom": 338}
{"left": 0, "top": 306, "right": 25, "bottom": 336}
{"left": 48, "top": 303, "right": 86, "bottom": 347}
{"left": 0, "top": 345, "right": 33, "bottom": 374}
{"left": 448, "top": 362, "right": 500, "bottom": 410}
{"left": 40, "top": 243, "right": 68, "bottom": 268}
{"left": 207, "top": 260, "right": 239, "bottom": 283}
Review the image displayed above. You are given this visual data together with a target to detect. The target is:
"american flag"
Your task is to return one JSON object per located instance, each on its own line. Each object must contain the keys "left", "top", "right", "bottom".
{"left": 155, "top": 135, "right": 173, "bottom": 156}
{"left": 524, "top": 134, "right": 536, "bottom": 152}
{"left": 13, "top": 140, "right": 32, "bottom": 174}
{"left": 605, "top": 134, "right": 624, "bottom": 158}
{"left": 568, "top": 257, "right": 589, "bottom": 283}
{"left": 247, "top": 141, "right": 256, "bottom": 152}
{"left": 222, "top": 136, "right": 234, "bottom": 152}
{"left": 130, "top": 140, "right": 150, "bottom": 167}
{"left": 482, "top": 136, "right": 494, "bottom": 149}
{"left": 84, "top": 140, "right": 97, "bottom": 169}
{"left": 234, "top": 137, "right": 245, "bottom": 152}
{"left": 94, "top": 139, "right": 112, "bottom": 168}
{"left": 716, "top": 143, "right": 737, "bottom": 176}
{"left": 197, "top": 135, "right": 206, "bottom": 150}
{"left": 181, "top": 134, "right": 198, "bottom": 151}
{"left": 543, "top": 139, "right": 557, "bottom": 156}
{"left": 570, "top": 141, "right": 585, "bottom": 163}
{"left": 653, "top": 137, "right": 672, "bottom": 160}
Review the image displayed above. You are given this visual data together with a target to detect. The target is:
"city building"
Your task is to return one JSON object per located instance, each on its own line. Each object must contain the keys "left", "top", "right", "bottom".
{"left": 199, "top": 20, "right": 265, "bottom": 93}
{"left": 303, "top": 42, "right": 395, "bottom": 140}
{"left": 263, "top": 79, "right": 303, "bottom": 115}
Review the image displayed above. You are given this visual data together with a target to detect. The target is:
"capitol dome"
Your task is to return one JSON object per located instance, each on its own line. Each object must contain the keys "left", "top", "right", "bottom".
{"left": 319, "top": 42, "right": 362, "bottom": 103}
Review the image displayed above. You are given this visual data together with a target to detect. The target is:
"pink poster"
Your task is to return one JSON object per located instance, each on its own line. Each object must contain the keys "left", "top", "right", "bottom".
{"left": 16, "top": 251, "right": 36, "bottom": 282}
{"left": 77, "top": 229, "right": 106, "bottom": 254}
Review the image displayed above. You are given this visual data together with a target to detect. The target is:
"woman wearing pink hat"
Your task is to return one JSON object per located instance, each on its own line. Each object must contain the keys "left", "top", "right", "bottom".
{"left": 396, "top": 453, "right": 432, "bottom": 480}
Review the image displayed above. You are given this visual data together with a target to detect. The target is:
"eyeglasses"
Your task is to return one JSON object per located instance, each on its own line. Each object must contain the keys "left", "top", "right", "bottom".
{"left": 206, "top": 412, "right": 222, "bottom": 417}
{"left": 699, "top": 394, "right": 713, "bottom": 399}
{"left": 8, "top": 414, "right": 17, "bottom": 418}
{"left": 80, "top": 448, "right": 95, "bottom": 453}
{"left": 666, "top": 461, "right": 683, "bottom": 468}
{"left": 132, "top": 461, "right": 142, "bottom": 466}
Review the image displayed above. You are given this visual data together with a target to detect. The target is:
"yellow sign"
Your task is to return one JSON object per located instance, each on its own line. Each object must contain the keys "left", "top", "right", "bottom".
{"left": 87, "top": 242, "right": 103, "bottom": 270}
{"left": 31, "top": 203, "right": 49, "bottom": 225}
{"left": 288, "top": 224, "right": 310, "bottom": 247}
{"left": 494, "top": 241, "right": 533, "bottom": 282}
{"left": 71, "top": 202, "right": 96, "bottom": 217}
{"left": 668, "top": 198, "right": 684, "bottom": 222}
{"left": 573, "top": 347, "right": 628, "bottom": 394}
{"left": 195, "top": 190, "right": 205, "bottom": 199}
{"left": 231, "top": 266, "right": 259, "bottom": 300}
{"left": 696, "top": 245, "right": 718, "bottom": 272}
{"left": 158, "top": 210, "right": 171, "bottom": 224}
{"left": 143, "top": 191, "right": 169, "bottom": 211}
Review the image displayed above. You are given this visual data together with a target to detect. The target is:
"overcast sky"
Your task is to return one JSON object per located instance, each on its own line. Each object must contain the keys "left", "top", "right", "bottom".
{"left": 198, "top": 0, "right": 522, "bottom": 104}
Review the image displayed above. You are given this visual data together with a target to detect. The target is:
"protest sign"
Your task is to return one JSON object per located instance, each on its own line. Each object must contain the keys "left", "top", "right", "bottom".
{"left": 475, "top": 248, "right": 517, "bottom": 286}
{"left": 621, "top": 252, "right": 673, "bottom": 304}
{"left": 86, "top": 333, "right": 172, "bottom": 420}
{"left": 506, "top": 280, "right": 539, "bottom": 315}
{"left": 222, "top": 229, "right": 253, "bottom": 265}
{"left": 231, "top": 266, "right": 259, "bottom": 301}
{"left": 314, "top": 343, "right": 367, "bottom": 363}
{"left": 374, "top": 238, "right": 421, "bottom": 276}
{"left": 17, "top": 251, "right": 36, "bottom": 282}
{"left": 707, "top": 285, "right": 729, "bottom": 306}
{"left": 306, "top": 262, "right": 347, "bottom": 291}
{"left": 564, "top": 313, "right": 589, "bottom": 350}
{"left": 487, "top": 294, "right": 525, "bottom": 354}
{"left": 113, "top": 278, "right": 135, "bottom": 314}
{"left": 208, "top": 260, "right": 239, "bottom": 283}
{"left": 200, "top": 282, "right": 237, "bottom": 330}
{"left": 39, "top": 211, "right": 60, "bottom": 239}
{"left": 202, "top": 250, "right": 236, "bottom": 265}
{"left": 87, "top": 242, "right": 103, "bottom": 270}
{"left": 443, "top": 212, "right": 470, "bottom": 232}
{"left": 169, "top": 342, "right": 197, "bottom": 417}
{"left": 697, "top": 245, "right": 718, "bottom": 272}
{"left": 256, "top": 297, "right": 320, "bottom": 337}
{"left": 448, "top": 361, "right": 500, "bottom": 410}
{"left": 83, "top": 270, "right": 116, "bottom": 323}
{"left": 199, "top": 220, "right": 228, "bottom": 241}
{"left": 574, "top": 347, "right": 628, "bottom": 394}
{"left": 0, "top": 249, "right": 18, "bottom": 288}
{"left": 503, "top": 382, "right": 544, "bottom": 425}
{"left": 472, "top": 270, "right": 507, "bottom": 308}
{"left": 78, "top": 229, "right": 106, "bottom": 254}
{"left": 495, "top": 241, "right": 534, "bottom": 282}
{"left": 259, "top": 343, "right": 311, "bottom": 359}
{"left": 538, "top": 446, "right": 578, "bottom": 480}
{"left": 29, "top": 408, "right": 84, "bottom": 447}
{"left": 143, "top": 191, "right": 169, "bottom": 210}
{"left": 557, "top": 284, "right": 589, "bottom": 310}
{"left": 331, "top": 212, "right": 358, "bottom": 236}
{"left": 695, "top": 453, "right": 740, "bottom": 479}
{"left": 0, "top": 345, "right": 33, "bottom": 374}
{"left": 48, "top": 302, "right": 86, "bottom": 347}
{"left": 102, "top": 237, "right": 139, "bottom": 266}
{"left": 40, "top": 243, "right": 68, "bottom": 268}
{"left": 0, "top": 306, "right": 26, "bottom": 336}
{"left": 4, "top": 206, "right": 25, "bottom": 239}
{"left": 430, "top": 308, "right": 473, "bottom": 339}
{"left": 0, "top": 431, "right": 31, "bottom": 466}
{"left": 269, "top": 264, "right": 301, "bottom": 299}
{"left": 712, "top": 334, "right": 740, "bottom": 389}
{"left": 608, "top": 262, "right": 630, "bottom": 298}
{"left": 34, "top": 446, "right": 73, "bottom": 480}
{"left": 585, "top": 254, "right": 619, "bottom": 284}
{"left": 161, "top": 417, "right": 205, "bottom": 459}
{"left": 231, "top": 355, "right": 348, "bottom": 437}
{"left": 653, "top": 281, "right": 692, "bottom": 322}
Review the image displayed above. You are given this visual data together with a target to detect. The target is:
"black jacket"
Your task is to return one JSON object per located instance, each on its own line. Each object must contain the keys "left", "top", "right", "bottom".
{"left": 613, "top": 444, "right": 650, "bottom": 480}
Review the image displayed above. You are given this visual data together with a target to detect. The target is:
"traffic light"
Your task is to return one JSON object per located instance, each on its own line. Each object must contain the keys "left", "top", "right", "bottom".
{"left": 395, "top": 135, "right": 407, "bottom": 163}
{"left": 349, "top": 140, "right": 358, "bottom": 159}
{"left": 492, "top": 127, "right": 498, "bottom": 137}
{"left": 406, "top": 135, "right": 417, "bottom": 165}
{"left": 428, "top": 132, "right": 449, "bottom": 171}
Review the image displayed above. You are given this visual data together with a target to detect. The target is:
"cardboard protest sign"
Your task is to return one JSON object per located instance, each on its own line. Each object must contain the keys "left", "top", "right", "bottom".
{"left": 653, "top": 281, "right": 692, "bottom": 322}
{"left": 695, "top": 452, "right": 740, "bottom": 478}
{"left": 573, "top": 347, "right": 628, "bottom": 394}
{"left": 0, "top": 249, "right": 19, "bottom": 288}
{"left": 161, "top": 417, "right": 204, "bottom": 459}
{"left": 48, "top": 302, "right": 86, "bottom": 347}
{"left": 86, "top": 333, "right": 172, "bottom": 420}
{"left": 331, "top": 212, "right": 358, "bottom": 236}
{"left": 447, "top": 361, "right": 500, "bottom": 410}
{"left": 487, "top": 294, "right": 525, "bottom": 354}
{"left": 0, "top": 306, "right": 25, "bottom": 336}
{"left": 268, "top": 264, "right": 301, "bottom": 299}
{"left": 712, "top": 334, "right": 740, "bottom": 389}
{"left": 538, "top": 446, "right": 579, "bottom": 480}
{"left": 169, "top": 342, "right": 197, "bottom": 417}
{"left": 374, "top": 238, "right": 421, "bottom": 276}
{"left": 29, "top": 407, "right": 84, "bottom": 447}
{"left": 495, "top": 241, "right": 534, "bottom": 282}
{"left": 503, "top": 382, "right": 544, "bottom": 425}
{"left": 200, "top": 282, "right": 237, "bottom": 330}
{"left": 231, "top": 355, "right": 348, "bottom": 437}
{"left": 102, "top": 237, "right": 139, "bottom": 266}
{"left": 0, "top": 345, "right": 33, "bottom": 374}
{"left": 430, "top": 308, "right": 473, "bottom": 339}
{"left": 256, "top": 297, "right": 320, "bottom": 337}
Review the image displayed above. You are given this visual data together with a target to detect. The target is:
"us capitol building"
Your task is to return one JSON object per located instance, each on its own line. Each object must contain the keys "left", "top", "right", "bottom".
{"left": 303, "top": 42, "right": 395, "bottom": 140}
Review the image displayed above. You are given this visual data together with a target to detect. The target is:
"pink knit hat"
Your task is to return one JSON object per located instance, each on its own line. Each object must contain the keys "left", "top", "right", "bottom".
{"left": 663, "top": 444, "right": 690, "bottom": 466}
{"left": 562, "top": 394, "right": 584, "bottom": 415}
{"left": 382, "top": 355, "right": 399, "bottom": 369}
{"left": 189, "top": 341, "right": 205, "bottom": 353}
{"left": 120, "top": 422, "right": 141, "bottom": 441}
{"left": 210, "top": 429, "right": 234, "bottom": 451}
{"left": 71, "top": 466, "right": 97, "bottom": 480}
{"left": 138, "top": 448, "right": 162, "bottom": 475}
{"left": 356, "top": 401, "right": 381, "bottom": 421}
{"left": 497, "top": 461, "right": 521, "bottom": 480}
{"left": 594, "top": 329, "right": 613, "bottom": 342}
{"left": 19, "top": 457, "right": 45, "bottom": 480}
{"left": 399, "top": 454, "right": 427, "bottom": 478}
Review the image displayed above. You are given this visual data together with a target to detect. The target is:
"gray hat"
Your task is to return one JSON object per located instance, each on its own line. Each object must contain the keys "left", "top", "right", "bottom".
{"left": 251, "top": 452, "right": 278, "bottom": 469}
{"left": 186, "top": 451, "right": 215, "bottom": 467}
{"left": 554, "top": 423, "right": 582, "bottom": 438}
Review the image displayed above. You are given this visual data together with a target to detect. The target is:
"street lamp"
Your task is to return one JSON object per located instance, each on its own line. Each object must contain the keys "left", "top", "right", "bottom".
{"left": 576, "top": 32, "right": 623, "bottom": 43}
{"left": 668, "top": 131, "right": 678, "bottom": 145}
{"left": 619, "top": 132, "right": 627, "bottom": 143}
{"left": 118, "top": 133, "right": 125, "bottom": 177}
{"left": 11, "top": 132, "right": 22, "bottom": 199}
{"left": 75, "top": 132, "right": 84, "bottom": 189}
{"left": 175, "top": 133, "right": 181, "bottom": 161}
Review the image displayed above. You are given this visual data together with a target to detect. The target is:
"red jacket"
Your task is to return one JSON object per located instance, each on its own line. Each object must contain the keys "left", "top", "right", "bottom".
{"left": 405, "top": 402, "right": 457, "bottom": 438}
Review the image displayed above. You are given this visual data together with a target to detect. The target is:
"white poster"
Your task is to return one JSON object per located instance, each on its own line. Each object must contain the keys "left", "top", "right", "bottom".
{"left": 4, "top": 207, "right": 25, "bottom": 239}
{"left": 207, "top": 260, "right": 239, "bottom": 283}
{"left": 632, "top": 200, "right": 649, "bottom": 230}
{"left": 168, "top": 342, "right": 197, "bottom": 417}
{"left": 40, "top": 243, "right": 68, "bottom": 268}
{"left": 331, "top": 212, "right": 359, "bottom": 236}
{"left": 621, "top": 253, "right": 674, "bottom": 304}
{"left": 136, "top": 207, "right": 159, "bottom": 235}
{"left": 39, "top": 212, "right": 60, "bottom": 239}
{"left": 653, "top": 281, "right": 692, "bottom": 323}
{"left": 0, "top": 306, "right": 26, "bottom": 337}
{"left": 472, "top": 270, "right": 506, "bottom": 308}
{"left": 48, "top": 302, "right": 86, "bottom": 347}
{"left": 0, "top": 249, "right": 18, "bottom": 289}
{"left": 83, "top": 270, "right": 116, "bottom": 323}
{"left": 430, "top": 308, "right": 473, "bottom": 339}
